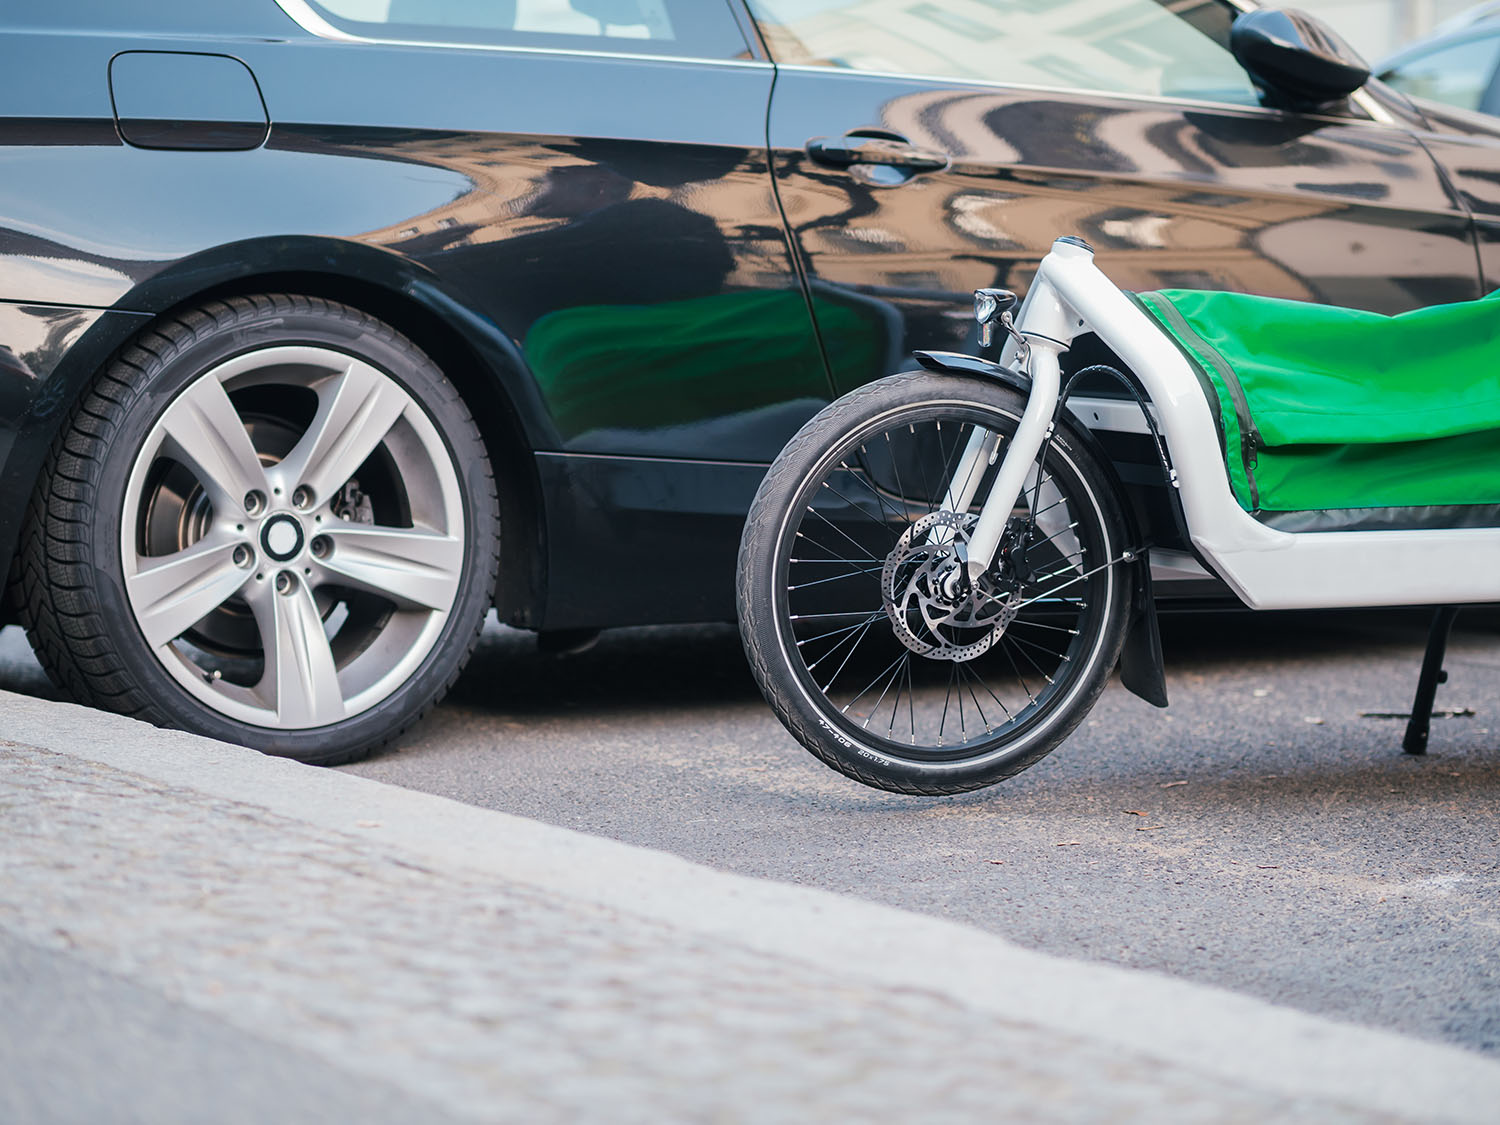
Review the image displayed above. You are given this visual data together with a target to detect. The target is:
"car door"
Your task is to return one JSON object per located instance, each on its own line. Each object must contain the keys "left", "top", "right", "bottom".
{"left": 2, "top": 0, "right": 845, "bottom": 630}
{"left": 743, "top": 0, "right": 1484, "bottom": 392}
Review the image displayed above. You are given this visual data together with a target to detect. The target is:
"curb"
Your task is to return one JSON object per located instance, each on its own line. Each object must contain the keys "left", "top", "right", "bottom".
{"left": 5, "top": 687, "right": 1500, "bottom": 1121}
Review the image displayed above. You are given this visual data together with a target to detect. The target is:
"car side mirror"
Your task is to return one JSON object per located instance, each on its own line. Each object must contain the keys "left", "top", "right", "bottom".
{"left": 1230, "top": 8, "right": 1370, "bottom": 111}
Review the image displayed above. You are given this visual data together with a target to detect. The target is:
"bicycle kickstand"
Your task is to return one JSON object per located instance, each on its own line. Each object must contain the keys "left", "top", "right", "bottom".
{"left": 1402, "top": 606, "right": 1460, "bottom": 755}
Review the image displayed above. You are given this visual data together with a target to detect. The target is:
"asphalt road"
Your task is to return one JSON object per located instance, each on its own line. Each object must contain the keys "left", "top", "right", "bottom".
{"left": 3, "top": 606, "right": 1497, "bottom": 1055}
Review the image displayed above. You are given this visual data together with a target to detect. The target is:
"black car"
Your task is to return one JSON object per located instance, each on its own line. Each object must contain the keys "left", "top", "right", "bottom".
{"left": 4, "top": 0, "right": 1499, "bottom": 763}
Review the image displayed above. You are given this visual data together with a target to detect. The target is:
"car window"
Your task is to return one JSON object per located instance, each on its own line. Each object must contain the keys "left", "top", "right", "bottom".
{"left": 1379, "top": 33, "right": 1500, "bottom": 113}
{"left": 745, "top": 0, "right": 1260, "bottom": 107}
{"left": 294, "top": 0, "right": 752, "bottom": 59}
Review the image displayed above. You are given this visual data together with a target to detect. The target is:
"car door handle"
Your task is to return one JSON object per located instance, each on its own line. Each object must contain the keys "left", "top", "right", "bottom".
{"left": 806, "top": 133, "right": 950, "bottom": 172}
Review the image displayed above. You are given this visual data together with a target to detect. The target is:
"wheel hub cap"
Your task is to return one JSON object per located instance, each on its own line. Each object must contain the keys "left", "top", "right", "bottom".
{"left": 260, "top": 513, "right": 305, "bottom": 562}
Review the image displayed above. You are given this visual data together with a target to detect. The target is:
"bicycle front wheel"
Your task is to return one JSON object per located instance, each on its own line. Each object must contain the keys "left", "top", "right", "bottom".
{"left": 738, "top": 371, "right": 1131, "bottom": 795}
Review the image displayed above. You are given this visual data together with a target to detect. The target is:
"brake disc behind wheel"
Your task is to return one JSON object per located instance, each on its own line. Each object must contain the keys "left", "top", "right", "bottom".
{"left": 881, "top": 510, "right": 1019, "bottom": 662}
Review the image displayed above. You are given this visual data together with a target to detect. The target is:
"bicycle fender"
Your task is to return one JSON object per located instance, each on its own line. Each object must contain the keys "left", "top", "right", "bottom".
{"left": 912, "top": 350, "right": 1031, "bottom": 392}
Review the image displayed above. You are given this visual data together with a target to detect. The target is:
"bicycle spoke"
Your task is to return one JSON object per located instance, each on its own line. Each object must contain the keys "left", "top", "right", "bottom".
{"left": 804, "top": 614, "right": 870, "bottom": 674}
{"left": 947, "top": 425, "right": 992, "bottom": 516}
{"left": 795, "top": 611, "right": 884, "bottom": 648}
{"left": 958, "top": 659, "right": 1012, "bottom": 719}
{"left": 881, "top": 432, "right": 916, "bottom": 524}
{"left": 818, "top": 615, "right": 880, "bottom": 694}
{"left": 939, "top": 663, "right": 956, "bottom": 745}
{"left": 803, "top": 505, "right": 882, "bottom": 564}
{"left": 819, "top": 473, "right": 902, "bottom": 534}
{"left": 903, "top": 655, "right": 917, "bottom": 743}
{"left": 999, "top": 639, "right": 1037, "bottom": 706}
{"left": 865, "top": 652, "right": 909, "bottom": 730}
{"left": 837, "top": 458, "right": 911, "bottom": 529}
{"left": 791, "top": 610, "right": 890, "bottom": 621}
{"left": 1028, "top": 491, "right": 1069, "bottom": 521}
{"left": 842, "top": 649, "right": 911, "bottom": 715}
{"left": 1007, "top": 617, "right": 1080, "bottom": 637}
{"left": 960, "top": 662, "right": 970, "bottom": 742}
{"left": 957, "top": 664, "right": 994, "bottom": 732}
{"left": 1005, "top": 632, "right": 1061, "bottom": 685}
{"left": 788, "top": 563, "right": 884, "bottom": 592}
{"left": 1015, "top": 555, "right": 1120, "bottom": 611}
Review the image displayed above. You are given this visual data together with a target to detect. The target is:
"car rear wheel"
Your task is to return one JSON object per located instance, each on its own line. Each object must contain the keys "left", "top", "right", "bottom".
{"left": 17, "top": 295, "right": 498, "bottom": 765}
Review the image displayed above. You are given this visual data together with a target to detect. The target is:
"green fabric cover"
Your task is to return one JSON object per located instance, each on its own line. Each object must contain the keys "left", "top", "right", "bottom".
{"left": 1134, "top": 288, "right": 1500, "bottom": 513}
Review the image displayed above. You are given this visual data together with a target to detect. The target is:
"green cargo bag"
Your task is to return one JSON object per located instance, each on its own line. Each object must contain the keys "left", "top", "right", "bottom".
{"left": 1132, "top": 288, "right": 1500, "bottom": 520}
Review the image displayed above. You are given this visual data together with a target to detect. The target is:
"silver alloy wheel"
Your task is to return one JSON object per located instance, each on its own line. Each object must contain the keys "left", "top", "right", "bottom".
{"left": 120, "top": 344, "right": 466, "bottom": 730}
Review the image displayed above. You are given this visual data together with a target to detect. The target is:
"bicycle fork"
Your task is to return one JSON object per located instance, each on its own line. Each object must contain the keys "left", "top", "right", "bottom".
{"left": 943, "top": 238, "right": 1090, "bottom": 587}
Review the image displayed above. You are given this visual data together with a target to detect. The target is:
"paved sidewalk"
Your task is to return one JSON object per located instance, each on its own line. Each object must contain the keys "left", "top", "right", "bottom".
{"left": 4, "top": 690, "right": 1500, "bottom": 1123}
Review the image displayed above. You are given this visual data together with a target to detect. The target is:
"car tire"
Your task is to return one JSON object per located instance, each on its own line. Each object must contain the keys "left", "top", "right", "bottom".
{"left": 16, "top": 294, "right": 499, "bottom": 765}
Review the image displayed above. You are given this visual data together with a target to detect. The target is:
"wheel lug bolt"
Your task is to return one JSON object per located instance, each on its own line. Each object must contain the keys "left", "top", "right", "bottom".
{"left": 232, "top": 545, "right": 253, "bottom": 568}
{"left": 275, "top": 571, "right": 294, "bottom": 595}
{"left": 244, "top": 490, "right": 267, "bottom": 517}
{"left": 310, "top": 535, "right": 331, "bottom": 559}
{"left": 292, "top": 486, "right": 314, "bottom": 510}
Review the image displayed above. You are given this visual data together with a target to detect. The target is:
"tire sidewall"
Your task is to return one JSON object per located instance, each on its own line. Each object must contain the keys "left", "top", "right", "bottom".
{"left": 86, "top": 301, "right": 497, "bottom": 761}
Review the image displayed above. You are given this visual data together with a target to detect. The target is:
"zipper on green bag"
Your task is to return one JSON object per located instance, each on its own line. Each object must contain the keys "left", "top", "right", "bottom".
{"left": 1242, "top": 428, "right": 1261, "bottom": 509}
{"left": 1137, "top": 293, "right": 1262, "bottom": 510}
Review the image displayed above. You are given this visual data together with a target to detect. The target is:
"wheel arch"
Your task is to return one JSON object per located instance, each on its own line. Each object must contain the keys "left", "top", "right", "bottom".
{"left": 179, "top": 267, "right": 549, "bottom": 627}
{"left": 8, "top": 238, "right": 554, "bottom": 628}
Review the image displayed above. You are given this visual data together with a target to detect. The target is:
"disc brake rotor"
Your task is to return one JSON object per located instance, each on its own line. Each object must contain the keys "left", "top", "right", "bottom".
{"left": 881, "top": 511, "right": 1019, "bottom": 662}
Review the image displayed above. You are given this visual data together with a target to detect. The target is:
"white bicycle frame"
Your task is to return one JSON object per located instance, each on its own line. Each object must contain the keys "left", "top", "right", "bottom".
{"left": 954, "top": 237, "right": 1500, "bottom": 611}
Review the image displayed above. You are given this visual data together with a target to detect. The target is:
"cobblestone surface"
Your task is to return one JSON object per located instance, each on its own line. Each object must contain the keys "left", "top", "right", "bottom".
{"left": 0, "top": 742, "right": 1400, "bottom": 1123}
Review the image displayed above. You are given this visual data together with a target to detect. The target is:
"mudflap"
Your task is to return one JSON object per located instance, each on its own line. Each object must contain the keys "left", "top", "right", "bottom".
{"left": 1119, "top": 554, "right": 1169, "bottom": 708}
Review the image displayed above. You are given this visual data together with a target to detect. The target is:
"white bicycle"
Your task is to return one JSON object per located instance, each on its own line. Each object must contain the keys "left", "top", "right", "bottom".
{"left": 737, "top": 236, "right": 1500, "bottom": 795}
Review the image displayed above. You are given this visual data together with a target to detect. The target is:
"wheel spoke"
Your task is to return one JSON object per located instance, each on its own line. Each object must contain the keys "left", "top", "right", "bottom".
{"left": 795, "top": 611, "right": 884, "bottom": 648}
{"left": 863, "top": 652, "right": 907, "bottom": 729}
{"left": 126, "top": 533, "right": 250, "bottom": 648}
{"left": 999, "top": 639, "right": 1037, "bottom": 706}
{"left": 803, "top": 506, "right": 883, "bottom": 564}
{"left": 816, "top": 615, "right": 880, "bottom": 693}
{"left": 957, "top": 665, "right": 993, "bottom": 733}
{"left": 939, "top": 663, "right": 956, "bottom": 745}
{"left": 278, "top": 359, "right": 412, "bottom": 506}
{"left": 841, "top": 648, "right": 909, "bottom": 715}
{"left": 1006, "top": 632, "right": 1059, "bottom": 685}
{"left": 959, "top": 660, "right": 1011, "bottom": 718}
{"left": 881, "top": 432, "right": 915, "bottom": 524}
{"left": 316, "top": 519, "right": 464, "bottom": 612}
{"left": 832, "top": 460, "right": 910, "bottom": 530}
{"left": 819, "top": 475, "right": 902, "bottom": 535}
{"left": 157, "top": 377, "right": 269, "bottom": 513}
{"left": 1008, "top": 617, "right": 1080, "bottom": 637}
{"left": 788, "top": 563, "right": 884, "bottom": 592}
{"left": 249, "top": 579, "right": 345, "bottom": 727}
